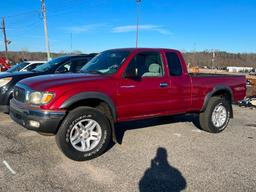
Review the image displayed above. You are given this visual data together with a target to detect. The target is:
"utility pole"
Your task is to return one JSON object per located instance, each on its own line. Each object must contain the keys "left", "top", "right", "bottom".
{"left": 136, "top": 0, "right": 141, "bottom": 48}
{"left": 193, "top": 42, "right": 196, "bottom": 67}
{"left": 211, "top": 50, "right": 215, "bottom": 70}
{"left": 41, "top": 0, "right": 51, "bottom": 60}
{"left": 70, "top": 32, "right": 73, "bottom": 53}
{"left": 1, "top": 17, "right": 8, "bottom": 59}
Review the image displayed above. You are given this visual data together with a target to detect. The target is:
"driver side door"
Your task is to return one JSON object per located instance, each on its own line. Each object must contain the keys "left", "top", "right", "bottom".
{"left": 117, "top": 51, "right": 170, "bottom": 121}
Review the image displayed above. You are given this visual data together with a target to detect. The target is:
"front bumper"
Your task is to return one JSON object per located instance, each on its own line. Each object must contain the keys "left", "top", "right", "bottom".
{"left": 0, "top": 86, "right": 11, "bottom": 113}
{"left": 10, "top": 99, "right": 66, "bottom": 134}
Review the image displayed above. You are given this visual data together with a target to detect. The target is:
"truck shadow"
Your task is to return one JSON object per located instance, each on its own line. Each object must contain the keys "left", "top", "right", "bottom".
{"left": 139, "top": 147, "right": 187, "bottom": 192}
{"left": 115, "top": 114, "right": 201, "bottom": 144}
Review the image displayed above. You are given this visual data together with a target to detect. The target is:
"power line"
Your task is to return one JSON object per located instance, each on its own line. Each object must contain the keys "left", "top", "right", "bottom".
{"left": 47, "top": 6, "right": 83, "bottom": 18}
{"left": 2, "top": 0, "right": 86, "bottom": 21}
{"left": 7, "top": 20, "right": 41, "bottom": 31}
{"left": 46, "top": 0, "right": 89, "bottom": 18}
{"left": 0, "top": 0, "right": 91, "bottom": 55}
{"left": 3, "top": 9, "right": 40, "bottom": 19}
{"left": 1, "top": 0, "right": 84, "bottom": 20}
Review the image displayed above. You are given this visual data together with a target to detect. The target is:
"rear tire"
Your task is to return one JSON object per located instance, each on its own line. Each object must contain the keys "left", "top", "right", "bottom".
{"left": 56, "top": 106, "right": 112, "bottom": 161}
{"left": 199, "top": 96, "right": 230, "bottom": 133}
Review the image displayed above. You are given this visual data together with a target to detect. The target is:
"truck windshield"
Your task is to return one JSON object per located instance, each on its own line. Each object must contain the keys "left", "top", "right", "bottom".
{"left": 7, "top": 62, "right": 29, "bottom": 72}
{"left": 80, "top": 50, "right": 130, "bottom": 75}
{"left": 33, "top": 56, "right": 68, "bottom": 72}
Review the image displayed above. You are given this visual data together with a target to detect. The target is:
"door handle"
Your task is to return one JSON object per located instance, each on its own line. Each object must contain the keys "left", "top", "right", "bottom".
{"left": 120, "top": 85, "right": 136, "bottom": 88}
{"left": 160, "top": 82, "right": 168, "bottom": 87}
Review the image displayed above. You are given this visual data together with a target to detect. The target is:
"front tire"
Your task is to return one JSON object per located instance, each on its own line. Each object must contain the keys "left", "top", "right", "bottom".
{"left": 56, "top": 106, "right": 112, "bottom": 161}
{"left": 199, "top": 96, "right": 230, "bottom": 133}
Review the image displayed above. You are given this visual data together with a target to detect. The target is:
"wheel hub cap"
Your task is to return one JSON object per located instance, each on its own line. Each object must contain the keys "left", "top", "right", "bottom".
{"left": 70, "top": 119, "right": 102, "bottom": 152}
{"left": 211, "top": 104, "right": 227, "bottom": 128}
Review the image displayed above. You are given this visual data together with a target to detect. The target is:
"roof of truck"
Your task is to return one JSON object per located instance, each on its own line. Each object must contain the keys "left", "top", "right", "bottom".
{"left": 106, "top": 48, "right": 180, "bottom": 52}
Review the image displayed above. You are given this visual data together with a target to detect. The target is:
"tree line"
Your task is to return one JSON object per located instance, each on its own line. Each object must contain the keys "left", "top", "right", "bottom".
{"left": 1, "top": 50, "right": 256, "bottom": 68}
{"left": 183, "top": 51, "right": 256, "bottom": 68}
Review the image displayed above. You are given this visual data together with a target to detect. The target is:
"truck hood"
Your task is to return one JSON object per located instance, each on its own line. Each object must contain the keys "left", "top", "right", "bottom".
{"left": 19, "top": 73, "right": 113, "bottom": 91}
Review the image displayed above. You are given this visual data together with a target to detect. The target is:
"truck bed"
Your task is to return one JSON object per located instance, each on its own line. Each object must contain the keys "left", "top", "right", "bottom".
{"left": 189, "top": 73, "right": 246, "bottom": 110}
{"left": 189, "top": 73, "right": 244, "bottom": 78}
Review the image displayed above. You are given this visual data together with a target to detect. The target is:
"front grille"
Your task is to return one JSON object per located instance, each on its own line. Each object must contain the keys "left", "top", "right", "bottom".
{"left": 13, "top": 86, "right": 26, "bottom": 103}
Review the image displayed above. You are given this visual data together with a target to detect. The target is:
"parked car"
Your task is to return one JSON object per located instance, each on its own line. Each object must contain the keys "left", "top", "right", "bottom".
{"left": 7, "top": 61, "right": 46, "bottom": 73}
{"left": 10, "top": 48, "right": 246, "bottom": 161}
{"left": 249, "top": 69, "right": 256, "bottom": 76}
{"left": 0, "top": 54, "right": 96, "bottom": 113}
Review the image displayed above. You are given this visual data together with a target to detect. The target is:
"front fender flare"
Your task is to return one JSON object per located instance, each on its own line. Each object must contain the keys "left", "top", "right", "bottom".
{"left": 59, "top": 92, "right": 118, "bottom": 143}
{"left": 59, "top": 92, "right": 117, "bottom": 121}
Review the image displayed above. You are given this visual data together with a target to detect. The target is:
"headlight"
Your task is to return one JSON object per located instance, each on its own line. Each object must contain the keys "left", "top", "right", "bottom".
{"left": 28, "top": 91, "right": 54, "bottom": 105}
{"left": 0, "top": 77, "right": 12, "bottom": 87}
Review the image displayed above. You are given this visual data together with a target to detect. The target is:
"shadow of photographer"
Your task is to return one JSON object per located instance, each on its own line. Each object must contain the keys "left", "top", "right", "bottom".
{"left": 139, "top": 147, "right": 187, "bottom": 192}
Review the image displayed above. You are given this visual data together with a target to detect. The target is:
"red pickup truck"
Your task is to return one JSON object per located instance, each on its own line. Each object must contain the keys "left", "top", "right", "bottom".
{"left": 10, "top": 48, "right": 246, "bottom": 161}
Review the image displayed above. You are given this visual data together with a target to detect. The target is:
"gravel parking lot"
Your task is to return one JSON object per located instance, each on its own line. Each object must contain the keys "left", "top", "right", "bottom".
{"left": 0, "top": 105, "right": 255, "bottom": 192}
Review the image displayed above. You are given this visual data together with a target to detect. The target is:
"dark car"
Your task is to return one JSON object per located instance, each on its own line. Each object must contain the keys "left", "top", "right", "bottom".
{"left": 0, "top": 54, "right": 96, "bottom": 112}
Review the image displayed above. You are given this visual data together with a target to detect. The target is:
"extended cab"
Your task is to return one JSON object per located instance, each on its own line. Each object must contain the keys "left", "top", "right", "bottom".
{"left": 10, "top": 48, "right": 246, "bottom": 161}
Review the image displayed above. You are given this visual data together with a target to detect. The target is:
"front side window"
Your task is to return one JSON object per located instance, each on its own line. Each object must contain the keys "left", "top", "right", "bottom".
{"left": 166, "top": 52, "right": 182, "bottom": 76}
{"left": 33, "top": 56, "right": 69, "bottom": 73}
{"left": 24, "top": 63, "right": 43, "bottom": 71}
{"left": 125, "top": 52, "right": 164, "bottom": 77}
{"left": 56, "top": 57, "right": 91, "bottom": 73}
{"left": 70, "top": 58, "right": 89, "bottom": 73}
{"left": 80, "top": 50, "right": 130, "bottom": 75}
{"left": 55, "top": 61, "right": 72, "bottom": 73}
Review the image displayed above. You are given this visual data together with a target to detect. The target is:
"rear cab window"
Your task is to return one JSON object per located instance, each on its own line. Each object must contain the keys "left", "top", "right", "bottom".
{"left": 165, "top": 52, "right": 183, "bottom": 76}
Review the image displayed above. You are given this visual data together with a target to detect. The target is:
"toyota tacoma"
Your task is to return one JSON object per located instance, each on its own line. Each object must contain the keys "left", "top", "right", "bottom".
{"left": 10, "top": 48, "right": 246, "bottom": 161}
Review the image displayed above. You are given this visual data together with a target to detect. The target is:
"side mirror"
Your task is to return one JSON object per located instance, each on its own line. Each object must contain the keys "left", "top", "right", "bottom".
{"left": 125, "top": 67, "right": 139, "bottom": 78}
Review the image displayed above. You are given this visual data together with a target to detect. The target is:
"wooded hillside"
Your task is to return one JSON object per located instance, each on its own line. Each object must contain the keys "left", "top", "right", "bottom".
{"left": 1, "top": 51, "right": 256, "bottom": 68}
{"left": 183, "top": 51, "right": 256, "bottom": 68}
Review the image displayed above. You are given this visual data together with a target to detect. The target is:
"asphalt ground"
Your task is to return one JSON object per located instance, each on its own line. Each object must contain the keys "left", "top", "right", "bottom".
{"left": 0, "top": 105, "right": 255, "bottom": 192}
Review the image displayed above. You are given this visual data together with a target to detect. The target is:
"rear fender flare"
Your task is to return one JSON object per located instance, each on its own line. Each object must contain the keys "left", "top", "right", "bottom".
{"left": 201, "top": 85, "right": 233, "bottom": 117}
